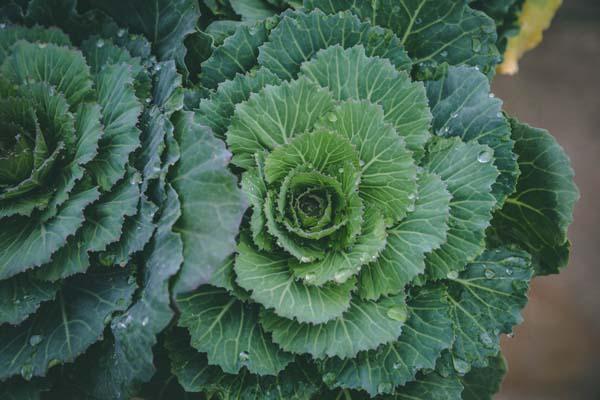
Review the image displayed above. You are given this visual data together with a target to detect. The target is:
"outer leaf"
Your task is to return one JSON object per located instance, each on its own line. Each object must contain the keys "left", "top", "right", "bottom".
{"left": 0, "top": 185, "right": 99, "bottom": 280}
{"left": 300, "top": 45, "right": 431, "bottom": 156}
{"left": 227, "top": 77, "right": 334, "bottom": 170}
{"left": 166, "top": 329, "right": 320, "bottom": 399}
{"left": 0, "top": 268, "right": 136, "bottom": 381}
{"left": 461, "top": 354, "right": 507, "bottom": 400}
{"left": 177, "top": 286, "right": 294, "bottom": 376}
{"left": 358, "top": 172, "right": 451, "bottom": 300}
{"left": 261, "top": 295, "right": 407, "bottom": 359}
{"left": 491, "top": 118, "right": 579, "bottom": 275}
{"left": 258, "top": 9, "right": 412, "bottom": 80}
{"left": 392, "top": 372, "right": 463, "bottom": 400}
{"left": 234, "top": 234, "right": 355, "bottom": 324}
{"left": 321, "top": 287, "right": 453, "bottom": 395}
{"left": 172, "top": 112, "right": 246, "bottom": 293}
{"left": 423, "top": 137, "right": 499, "bottom": 279}
{"left": 447, "top": 247, "right": 533, "bottom": 370}
{"left": 198, "top": 67, "right": 281, "bottom": 139}
{"left": 304, "top": 0, "right": 500, "bottom": 77}
{"left": 0, "top": 25, "right": 71, "bottom": 64}
{"left": 426, "top": 65, "right": 518, "bottom": 206}
{"left": 230, "top": 0, "right": 278, "bottom": 21}
{"left": 0, "top": 274, "right": 60, "bottom": 325}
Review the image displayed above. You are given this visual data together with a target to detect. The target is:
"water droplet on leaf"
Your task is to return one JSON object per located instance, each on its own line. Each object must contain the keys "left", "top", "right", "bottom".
{"left": 29, "top": 335, "right": 43, "bottom": 346}
{"left": 447, "top": 271, "right": 459, "bottom": 280}
{"left": 239, "top": 351, "right": 250, "bottom": 362}
{"left": 480, "top": 332, "right": 493, "bottom": 347}
{"left": 484, "top": 269, "right": 495, "bottom": 279}
{"left": 477, "top": 149, "right": 492, "bottom": 163}
{"left": 386, "top": 304, "right": 409, "bottom": 322}
{"left": 20, "top": 364, "right": 34, "bottom": 380}
{"left": 96, "top": 39, "right": 105, "bottom": 48}
{"left": 377, "top": 383, "right": 393, "bottom": 394}
{"left": 327, "top": 113, "right": 337, "bottom": 122}
{"left": 117, "top": 29, "right": 126, "bottom": 37}
{"left": 452, "top": 358, "right": 470, "bottom": 375}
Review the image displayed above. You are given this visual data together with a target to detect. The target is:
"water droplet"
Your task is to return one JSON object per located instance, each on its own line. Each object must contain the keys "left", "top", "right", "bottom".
{"left": 477, "top": 149, "right": 492, "bottom": 163}
{"left": 506, "top": 332, "right": 515, "bottom": 339}
{"left": 447, "top": 271, "right": 459, "bottom": 280}
{"left": 299, "top": 256, "right": 311, "bottom": 263}
{"left": 304, "top": 274, "right": 316, "bottom": 282}
{"left": 145, "top": 98, "right": 151, "bottom": 103}
{"left": 29, "top": 335, "right": 43, "bottom": 346}
{"left": 323, "top": 372, "right": 336, "bottom": 385}
{"left": 20, "top": 364, "right": 34, "bottom": 380}
{"left": 327, "top": 113, "right": 338, "bottom": 122}
{"left": 338, "top": 167, "right": 344, "bottom": 173}
{"left": 450, "top": 112, "right": 458, "bottom": 119}
{"left": 334, "top": 269, "right": 352, "bottom": 283}
{"left": 154, "top": 64, "right": 162, "bottom": 72}
{"left": 474, "top": 66, "right": 480, "bottom": 71}
{"left": 472, "top": 38, "right": 482, "bottom": 53}
{"left": 0, "top": 23, "right": 6, "bottom": 29}
{"left": 96, "top": 39, "right": 105, "bottom": 48}
{"left": 38, "top": 43, "right": 47, "bottom": 49}
{"left": 47, "top": 359, "right": 61, "bottom": 369}
{"left": 386, "top": 304, "right": 409, "bottom": 322}
{"left": 239, "top": 351, "right": 250, "bottom": 362}
{"left": 480, "top": 332, "right": 493, "bottom": 347}
{"left": 415, "top": 18, "right": 423, "bottom": 25}
{"left": 127, "top": 275, "right": 136, "bottom": 285}
{"left": 440, "top": 50, "right": 448, "bottom": 58}
{"left": 117, "top": 28, "right": 126, "bottom": 37}
{"left": 142, "top": 316, "right": 149, "bottom": 326}
{"left": 393, "top": 362, "right": 402, "bottom": 370}
{"left": 377, "top": 383, "right": 393, "bottom": 394}
{"left": 104, "top": 314, "right": 112, "bottom": 324}
{"left": 496, "top": 112, "right": 503, "bottom": 118}
{"left": 484, "top": 269, "right": 495, "bottom": 279}
{"left": 359, "top": 159, "right": 365, "bottom": 167}
{"left": 406, "top": 203, "right": 415, "bottom": 212}
{"left": 452, "top": 358, "right": 470, "bottom": 375}
{"left": 408, "top": 192, "right": 416, "bottom": 200}
{"left": 489, "top": 93, "right": 496, "bottom": 98}
{"left": 506, "top": 268, "right": 514, "bottom": 276}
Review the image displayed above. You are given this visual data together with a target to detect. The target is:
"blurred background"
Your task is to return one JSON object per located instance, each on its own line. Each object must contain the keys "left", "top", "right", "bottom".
{"left": 493, "top": 1, "right": 600, "bottom": 399}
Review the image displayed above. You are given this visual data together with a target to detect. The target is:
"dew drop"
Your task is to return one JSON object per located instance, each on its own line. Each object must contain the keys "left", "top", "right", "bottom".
{"left": 415, "top": 18, "right": 423, "bottom": 25}
{"left": 20, "top": 364, "right": 34, "bottom": 380}
{"left": 489, "top": 93, "right": 496, "bottom": 98}
{"left": 299, "top": 256, "right": 311, "bottom": 263}
{"left": 506, "top": 332, "right": 515, "bottom": 339}
{"left": 484, "top": 269, "right": 495, "bottom": 279}
{"left": 47, "top": 359, "right": 61, "bottom": 369}
{"left": 386, "top": 304, "right": 408, "bottom": 323}
{"left": 452, "top": 358, "right": 470, "bottom": 375}
{"left": 327, "top": 113, "right": 338, "bottom": 122}
{"left": 239, "top": 351, "right": 250, "bottom": 362}
{"left": 142, "top": 316, "right": 149, "bottom": 326}
{"left": 154, "top": 64, "right": 162, "bottom": 72}
{"left": 393, "top": 362, "right": 402, "bottom": 370}
{"left": 506, "top": 268, "right": 513, "bottom": 276}
{"left": 0, "top": 23, "right": 6, "bottom": 29}
{"left": 334, "top": 269, "right": 352, "bottom": 283}
{"left": 359, "top": 159, "right": 365, "bottom": 167}
{"left": 96, "top": 39, "right": 105, "bottom": 48}
{"left": 304, "top": 274, "right": 316, "bottom": 282}
{"left": 117, "top": 29, "right": 126, "bottom": 37}
{"left": 446, "top": 271, "right": 459, "bottom": 280}
{"left": 406, "top": 203, "right": 415, "bottom": 212}
{"left": 377, "top": 383, "right": 393, "bottom": 394}
{"left": 440, "top": 50, "right": 448, "bottom": 58}
{"left": 496, "top": 112, "right": 503, "bottom": 118}
{"left": 450, "top": 112, "right": 458, "bottom": 119}
{"left": 338, "top": 167, "right": 344, "bottom": 173}
{"left": 29, "top": 335, "right": 43, "bottom": 347}
{"left": 472, "top": 38, "right": 482, "bottom": 52}
{"left": 477, "top": 149, "right": 492, "bottom": 163}
{"left": 38, "top": 43, "right": 47, "bottom": 49}
{"left": 408, "top": 192, "right": 416, "bottom": 200}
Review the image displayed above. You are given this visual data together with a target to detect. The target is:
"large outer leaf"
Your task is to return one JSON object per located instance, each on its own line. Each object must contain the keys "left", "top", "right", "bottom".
{"left": 177, "top": 286, "right": 294, "bottom": 376}
{"left": 261, "top": 295, "right": 407, "bottom": 359}
{"left": 358, "top": 172, "right": 451, "bottom": 300}
{"left": 491, "top": 118, "right": 579, "bottom": 275}
{"left": 304, "top": 0, "right": 500, "bottom": 77}
{"left": 166, "top": 329, "right": 320, "bottom": 399}
{"left": 425, "top": 66, "right": 518, "bottom": 206}
{"left": 392, "top": 372, "right": 463, "bottom": 400}
{"left": 423, "top": 137, "right": 498, "bottom": 279}
{"left": 234, "top": 234, "right": 356, "bottom": 324}
{"left": 258, "top": 9, "right": 411, "bottom": 80}
{"left": 447, "top": 247, "right": 533, "bottom": 370}
{"left": 0, "top": 274, "right": 59, "bottom": 325}
{"left": 300, "top": 45, "right": 431, "bottom": 156}
{"left": 172, "top": 112, "right": 246, "bottom": 293}
{"left": 0, "top": 269, "right": 136, "bottom": 381}
{"left": 460, "top": 353, "right": 507, "bottom": 400}
{"left": 321, "top": 287, "right": 453, "bottom": 395}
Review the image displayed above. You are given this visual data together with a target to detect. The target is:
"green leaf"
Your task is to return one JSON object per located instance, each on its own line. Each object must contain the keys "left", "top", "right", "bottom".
{"left": 172, "top": 112, "right": 246, "bottom": 294}
{"left": 447, "top": 247, "right": 533, "bottom": 369}
{"left": 491, "top": 118, "right": 579, "bottom": 275}
{"left": 210, "top": 256, "right": 250, "bottom": 301}
{"left": 0, "top": 274, "right": 59, "bottom": 325}
{"left": 230, "top": 0, "right": 278, "bottom": 20}
{"left": 83, "top": 186, "right": 183, "bottom": 398}
{"left": 86, "top": 0, "right": 200, "bottom": 63}
{"left": 300, "top": 45, "right": 431, "bottom": 156}
{"left": 0, "top": 268, "right": 136, "bottom": 381}
{"left": 423, "top": 137, "right": 499, "bottom": 280}
{"left": 258, "top": 9, "right": 412, "bottom": 80}
{"left": 227, "top": 77, "right": 334, "bottom": 170}
{"left": 166, "top": 329, "right": 320, "bottom": 399}
{"left": 316, "top": 100, "right": 418, "bottom": 222}
{"left": 234, "top": 234, "right": 355, "bottom": 324}
{"left": 241, "top": 155, "right": 274, "bottom": 252}
{"left": 201, "top": 21, "right": 269, "bottom": 89}
{"left": 461, "top": 354, "right": 507, "bottom": 400}
{"left": 0, "top": 25, "right": 71, "bottom": 64}
{"left": 261, "top": 295, "right": 407, "bottom": 359}
{"left": 0, "top": 185, "right": 99, "bottom": 280}
{"left": 177, "top": 286, "right": 294, "bottom": 376}
{"left": 198, "top": 67, "right": 281, "bottom": 139}
{"left": 358, "top": 172, "right": 451, "bottom": 300}
{"left": 88, "top": 63, "right": 142, "bottom": 191}
{"left": 321, "top": 286, "right": 453, "bottom": 395}
{"left": 304, "top": 0, "right": 500, "bottom": 77}
{"left": 425, "top": 65, "right": 518, "bottom": 206}
{"left": 392, "top": 372, "right": 463, "bottom": 400}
